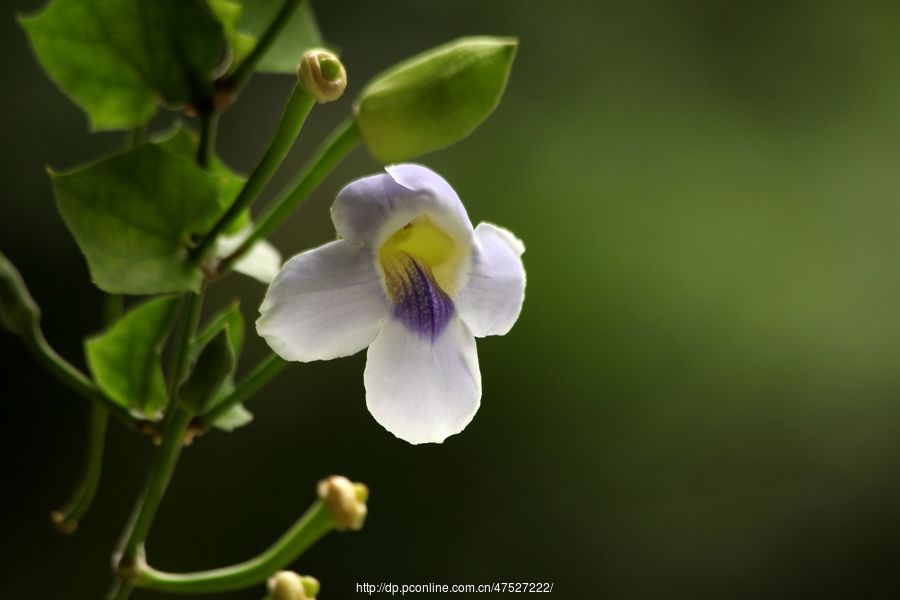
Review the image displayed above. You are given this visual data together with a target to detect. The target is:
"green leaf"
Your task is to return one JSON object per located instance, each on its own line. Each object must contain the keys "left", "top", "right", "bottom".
{"left": 153, "top": 124, "right": 250, "bottom": 233}
{"left": 180, "top": 328, "right": 236, "bottom": 415}
{"left": 210, "top": 0, "right": 323, "bottom": 74}
{"left": 20, "top": 0, "right": 226, "bottom": 131}
{"left": 0, "top": 253, "right": 41, "bottom": 338}
{"left": 212, "top": 402, "right": 254, "bottom": 431}
{"left": 152, "top": 124, "right": 283, "bottom": 283}
{"left": 51, "top": 144, "right": 224, "bottom": 295}
{"left": 355, "top": 37, "right": 518, "bottom": 163}
{"left": 84, "top": 297, "right": 179, "bottom": 416}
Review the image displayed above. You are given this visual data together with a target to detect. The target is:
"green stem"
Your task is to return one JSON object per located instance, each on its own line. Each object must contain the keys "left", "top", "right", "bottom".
{"left": 118, "top": 406, "right": 194, "bottom": 568}
{"left": 197, "top": 110, "right": 218, "bottom": 169}
{"left": 135, "top": 502, "right": 333, "bottom": 593}
{"left": 127, "top": 126, "right": 146, "bottom": 148}
{"left": 50, "top": 292, "right": 122, "bottom": 532}
{"left": 23, "top": 325, "right": 136, "bottom": 428}
{"left": 222, "top": 0, "right": 304, "bottom": 92}
{"left": 218, "top": 120, "right": 362, "bottom": 274}
{"left": 200, "top": 354, "right": 286, "bottom": 429}
{"left": 191, "top": 86, "right": 316, "bottom": 264}
{"left": 167, "top": 291, "right": 205, "bottom": 400}
{"left": 51, "top": 402, "right": 109, "bottom": 533}
{"left": 107, "top": 580, "right": 134, "bottom": 600}
{"left": 113, "top": 290, "right": 204, "bottom": 596}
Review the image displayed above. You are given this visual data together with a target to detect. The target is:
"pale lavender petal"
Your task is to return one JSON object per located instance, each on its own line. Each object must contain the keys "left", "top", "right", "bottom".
{"left": 364, "top": 315, "right": 481, "bottom": 444}
{"left": 331, "top": 164, "right": 473, "bottom": 246}
{"left": 456, "top": 222, "right": 526, "bottom": 337}
{"left": 257, "top": 240, "right": 388, "bottom": 362}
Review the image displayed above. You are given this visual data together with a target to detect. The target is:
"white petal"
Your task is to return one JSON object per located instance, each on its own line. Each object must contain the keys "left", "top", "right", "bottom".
{"left": 364, "top": 315, "right": 481, "bottom": 444}
{"left": 217, "top": 227, "right": 283, "bottom": 284}
{"left": 257, "top": 240, "right": 388, "bottom": 362}
{"left": 456, "top": 223, "right": 526, "bottom": 337}
{"left": 331, "top": 164, "right": 474, "bottom": 248}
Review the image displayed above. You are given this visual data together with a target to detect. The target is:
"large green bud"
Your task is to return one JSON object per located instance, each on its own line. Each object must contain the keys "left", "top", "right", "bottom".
{"left": 355, "top": 36, "right": 517, "bottom": 163}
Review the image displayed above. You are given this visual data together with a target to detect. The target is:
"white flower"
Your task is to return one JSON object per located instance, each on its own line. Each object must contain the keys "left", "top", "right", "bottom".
{"left": 257, "top": 164, "right": 526, "bottom": 444}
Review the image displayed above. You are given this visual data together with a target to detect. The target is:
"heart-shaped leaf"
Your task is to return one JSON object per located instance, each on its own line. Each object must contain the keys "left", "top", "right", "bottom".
{"left": 51, "top": 144, "right": 224, "bottom": 295}
{"left": 20, "top": 0, "right": 226, "bottom": 130}
{"left": 85, "top": 296, "right": 180, "bottom": 416}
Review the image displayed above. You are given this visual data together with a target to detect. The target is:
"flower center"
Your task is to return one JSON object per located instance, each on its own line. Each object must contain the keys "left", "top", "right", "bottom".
{"left": 378, "top": 216, "right": 460, "bottom": 339}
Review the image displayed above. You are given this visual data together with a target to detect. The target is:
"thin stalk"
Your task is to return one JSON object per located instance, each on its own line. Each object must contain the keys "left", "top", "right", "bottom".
{"left": 191, "top": 86, "right": 316, "bottom": 264}
{"left": 200, "top": 353, "right": 286, "bottom": 429}
{"left": 135, "top": 502, "right": 333, "bottom": 593}
{"left": 23, "top": 325, "right": 136, "bottom": 428}
{"left": 222, "top": 0, "right": 304, "bottom": 92}
{"left": 127, "top": 127, "right": 146, "bottom": 148}
{"left": 50, "top": 292, "right": 122, "bottom": 531}
{"left": 197, "top": 110, "right": 218, "bottom": 169}
{"left": 218, "top": 119, "right": 362, "bottom": 274}
{"left": 112, "top": 290, "right": 204, "bottom": 598}
{"left": 107, "top": 580, "right": 134, "bottom": 600}
{"left": 117, "top": 406, "right": 194, "bottom": 568}
{"left": 166, "top": 291, "right": 205, "bottom": 401}
{"left": 51, "top": 402, "right": 109, "bottom": 533}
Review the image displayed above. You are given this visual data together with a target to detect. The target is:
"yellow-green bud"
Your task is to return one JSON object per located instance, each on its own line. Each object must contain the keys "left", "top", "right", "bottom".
{"left": 355, "top": 36, "right": 517, "bottom": 163}
{"left": 0, "top": 252, "right": 40, "bottom": 338}
{"left": 266, "top": 571, "right": 319, "bottom": 600}
{"left": 298, "top": 49, "right": 347, "bottom": 103}
{"left": 317, "top": 475, "right": 368, "bottom": 531}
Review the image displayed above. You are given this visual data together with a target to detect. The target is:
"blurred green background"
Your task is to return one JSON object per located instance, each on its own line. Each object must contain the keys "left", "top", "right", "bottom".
{"left": 3, "top": 0, "right": 900, "bottom": 598}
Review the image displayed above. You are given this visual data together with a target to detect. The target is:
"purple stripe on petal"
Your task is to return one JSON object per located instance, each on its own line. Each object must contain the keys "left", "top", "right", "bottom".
{"left": 383, "top": 252, "right": 454, "bottom": 341}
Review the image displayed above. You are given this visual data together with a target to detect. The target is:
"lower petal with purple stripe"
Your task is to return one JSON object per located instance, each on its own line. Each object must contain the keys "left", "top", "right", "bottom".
{"left": 382, "top": 252, "right": 454, "bottom": 340}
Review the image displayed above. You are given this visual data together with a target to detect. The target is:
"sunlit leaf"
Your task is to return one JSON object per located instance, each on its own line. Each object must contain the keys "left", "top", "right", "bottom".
{"left": 20, "top": 0, "right": 226, "bottom": 130}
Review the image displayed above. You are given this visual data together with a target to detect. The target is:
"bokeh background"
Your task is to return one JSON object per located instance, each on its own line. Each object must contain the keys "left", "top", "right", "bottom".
{"left": 3, "top": 0, "right": 900, "bottom": 598}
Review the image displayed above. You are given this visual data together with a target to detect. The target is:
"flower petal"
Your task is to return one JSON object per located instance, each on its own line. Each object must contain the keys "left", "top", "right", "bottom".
{"left": 456, "top": 222, "right": 526, "bottom": 337}
{"left": 364, "top": 315, "right": 481, "bottom": 444}
{"left": 257, "top": 240, "right": 388, "bottom": 362}
{"left": 331, "top": 164, "right": 473, "bottom": 247}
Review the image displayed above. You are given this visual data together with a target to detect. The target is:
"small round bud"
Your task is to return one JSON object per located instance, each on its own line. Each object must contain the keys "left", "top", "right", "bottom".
{"left": 50, "top": 511, "right": 77, "bottom": 535}
{"left": 298, "top": 49, "right": 347, "bottom": 103}
{"left": 317, "top": 475, "right": 368, "bottom": 531}
{"left": 267, "top": 571, "right": 319, "bottom": 600}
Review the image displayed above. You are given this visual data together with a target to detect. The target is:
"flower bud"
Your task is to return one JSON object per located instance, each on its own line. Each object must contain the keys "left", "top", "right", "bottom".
{"left": 298, "top": 49, "right": 347, "bottom": 104}
{"left": 266, "top": 571, "right": 319, "bottom": 600}
{"left": 354, "top": 36, "right": 517, "bottom": 163}
{"left": 179, "top": 327, "right": 235, "bottom": 416}
{"left": 317, "top": 475, "right": 368, "bottom": 531}
{"left": 0, "top": 252, "right": 40, "bottom": 338}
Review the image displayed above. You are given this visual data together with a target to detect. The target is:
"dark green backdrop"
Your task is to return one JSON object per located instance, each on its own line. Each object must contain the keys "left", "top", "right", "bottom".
{"left": 3, "top": 0, "right": 900, "bottom": 598}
